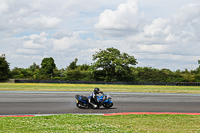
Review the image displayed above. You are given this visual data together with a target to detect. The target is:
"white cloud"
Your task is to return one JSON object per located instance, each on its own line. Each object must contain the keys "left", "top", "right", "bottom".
{"left": 144, "top": 18, "right": 170, "bottom": 37}
{"left": 95, "top": 0, "right": 147, "bottom": 37}
{"left": 27, "top": 15, "right": 61, "bottom": 29}
{"left": 94, "top": 0, "right": 200, "bottom": 70}
{"left": 51, "top": 29, "right": 73, "bottom": 39}
{"left": 16, "top": 49, "right": 40, "bottom": 55}
{"left": 19, "top": 32, "right": 49, "bottom": 50}
{"left": 23, "top": 41, "right": 46, "bottom": 49}
{"left": 53, "top": 37, "right": 76, "bottom": 51}
{"left": 138, "top": 45, "right": 169, "bottom": 53}
{"left": 0, "top": 2, "right": 8, "bottom": 14}
{"left": 1, "top": 0, "right": 200, "bottom": 71}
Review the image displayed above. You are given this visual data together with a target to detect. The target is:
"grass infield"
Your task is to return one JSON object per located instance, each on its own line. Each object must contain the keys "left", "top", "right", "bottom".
{"left": 0, "top": 83, "right": 200, "bottom": 93}
{"left": 1, "top": 114, "right": 200, "bottom": 132}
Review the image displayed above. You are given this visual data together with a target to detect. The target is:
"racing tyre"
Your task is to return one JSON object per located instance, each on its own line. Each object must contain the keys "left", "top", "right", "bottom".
{"left": 76, "top": 103, "right": 82, "bottom": 108}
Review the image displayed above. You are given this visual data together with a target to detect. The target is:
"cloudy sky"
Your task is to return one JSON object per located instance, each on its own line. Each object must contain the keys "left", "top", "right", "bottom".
{"left": 1, "top": 0, "right": 200, "bottom": 71}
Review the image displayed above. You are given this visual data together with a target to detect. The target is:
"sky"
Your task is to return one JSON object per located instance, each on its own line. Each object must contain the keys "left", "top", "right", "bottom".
{"left": 0, "top": 0, "right": 200, "bottom": 71}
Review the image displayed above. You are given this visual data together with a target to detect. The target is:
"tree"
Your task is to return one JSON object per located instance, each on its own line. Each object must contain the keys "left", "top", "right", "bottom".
{"left": 0, "top": 54, "right": 10, "bottom": 80}
{"left": 92, "top": 47, "right": 138, "bottom": 82}
{"left": 67, "top": 58, "right": 78, "bottom": 70}
{"left": 78, "top": 64, "right": 90, "bottom": 71}
{"left": 29, "top": 62, "right": 40, "bottom": 71}
{"left": 64, "top": 58, "right": 92, "bottom": 81}
{"left": 195, "top": 60, "right": 200, "bottom": 74}
{"left": 39, "top": 57, "right": 56, "bottom": 79}
{"left": 29, "top": 62, "right": 40, "bottom": 79}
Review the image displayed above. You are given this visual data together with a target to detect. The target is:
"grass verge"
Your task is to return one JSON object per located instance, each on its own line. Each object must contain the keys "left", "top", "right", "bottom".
{"left": 1, "top": 114, "right": 200, "bottom": 132}
{"left": 0, "top": 83, "right": 200, "bottom": 93}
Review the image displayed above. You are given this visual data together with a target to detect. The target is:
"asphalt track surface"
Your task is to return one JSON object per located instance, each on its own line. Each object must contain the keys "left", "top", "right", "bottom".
{"left": 1, "top": 91, "right": 200, "bottom": 115}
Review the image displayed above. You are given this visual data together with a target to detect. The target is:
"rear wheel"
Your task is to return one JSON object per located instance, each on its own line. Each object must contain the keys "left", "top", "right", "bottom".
{"left": 76, "top": 103, "right": 89, "bottom": 109}
{"left": 76, "top": 103, "right": 82, "bottom": 108}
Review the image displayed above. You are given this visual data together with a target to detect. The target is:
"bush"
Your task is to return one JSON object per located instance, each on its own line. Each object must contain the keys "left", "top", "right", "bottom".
{"left": 194, "top": 74, "right": 200, "bottom": 82}
{"left": 80, "top": 71, "right": 94, "bottom": 81}
{"left": 53, "top": 77, "right": 61, "bottom": 80}
{"left": 63, "top": 69, "right": 81, "bottom": 81}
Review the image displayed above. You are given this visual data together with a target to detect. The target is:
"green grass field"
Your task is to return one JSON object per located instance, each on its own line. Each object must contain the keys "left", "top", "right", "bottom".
{"left": 1, "top": 114, "right": 200, "bottom": 132}
{"left": 1, "top": 83, "right": 200, "bottom": 132}
{"left": 0, "top": 83, "right": 200, "bottom": 93}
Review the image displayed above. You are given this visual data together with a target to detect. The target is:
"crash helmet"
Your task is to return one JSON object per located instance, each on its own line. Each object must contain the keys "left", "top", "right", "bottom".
{"left": 94, "top": 87, "right": 100, "bottom": 94}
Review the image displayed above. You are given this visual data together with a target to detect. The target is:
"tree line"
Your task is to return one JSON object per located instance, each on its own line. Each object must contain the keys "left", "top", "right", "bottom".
{"left": 1, "top": 47, "right": 200, "bottom": 82}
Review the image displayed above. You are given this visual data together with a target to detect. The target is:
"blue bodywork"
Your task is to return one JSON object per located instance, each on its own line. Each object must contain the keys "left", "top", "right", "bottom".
{"left": 96, "top": 95, "right": 113, "bottom": 104}
{"left": 77, "top": 95, "right": 113, "bottom": 104}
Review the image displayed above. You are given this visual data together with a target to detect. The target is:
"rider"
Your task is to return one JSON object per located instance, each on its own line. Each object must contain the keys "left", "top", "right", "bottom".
{"left": 88, "top": 87, "right": 104, "bottom": 108}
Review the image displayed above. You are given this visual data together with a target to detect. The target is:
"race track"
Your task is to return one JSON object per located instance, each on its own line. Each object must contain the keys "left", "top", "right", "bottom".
{"left": 1, "top": 91, "right": 200, "bottom": 115}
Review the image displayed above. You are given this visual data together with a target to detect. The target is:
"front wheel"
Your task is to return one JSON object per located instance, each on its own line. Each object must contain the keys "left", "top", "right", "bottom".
{"left": 103, "top": 103, "right": 113, "bottom": 108}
